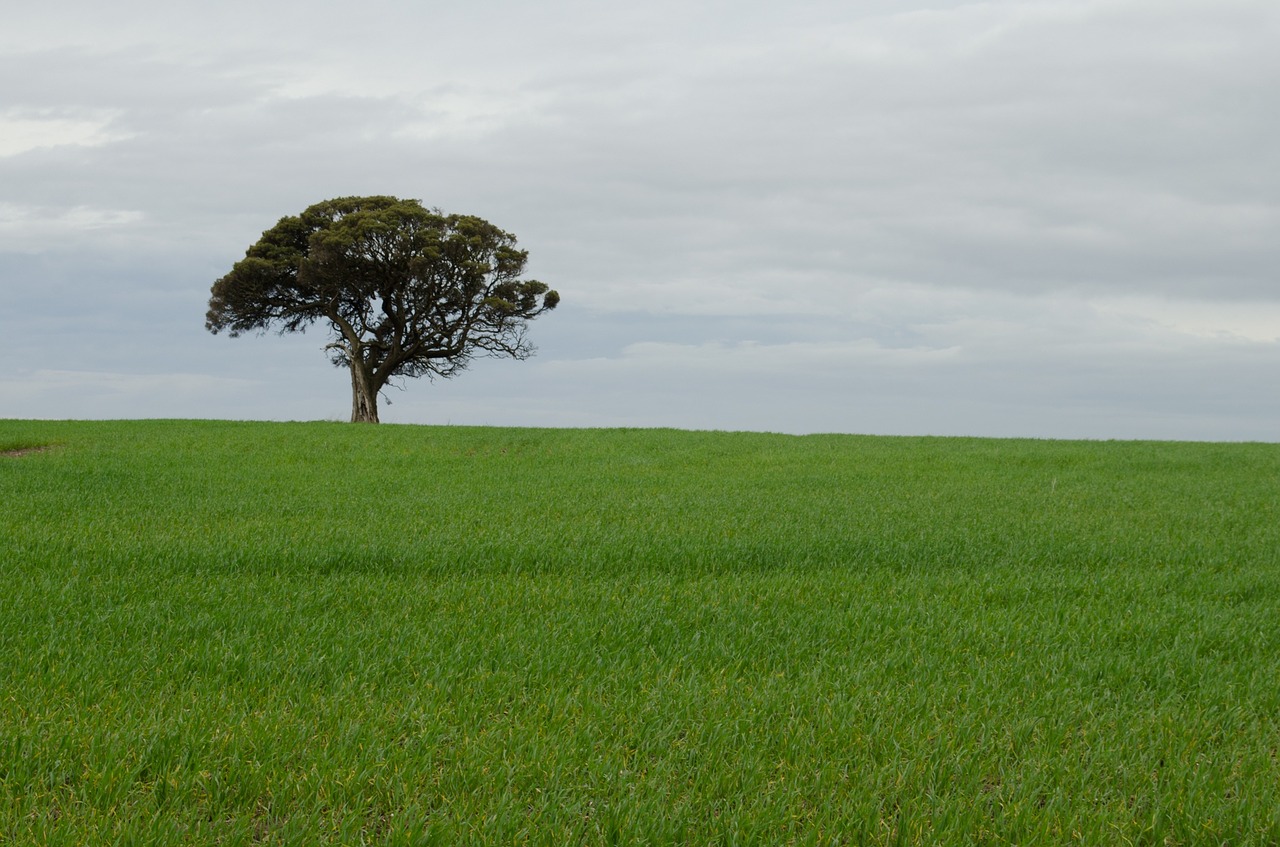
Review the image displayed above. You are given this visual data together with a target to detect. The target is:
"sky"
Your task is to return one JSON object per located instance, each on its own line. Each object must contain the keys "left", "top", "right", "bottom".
{"left": 1, "top": 0, "right": 1277, "bottom": 440}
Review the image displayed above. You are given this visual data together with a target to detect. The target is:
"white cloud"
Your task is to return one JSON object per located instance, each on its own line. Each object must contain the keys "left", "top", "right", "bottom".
{"left": 0, "top": 369, "right": 265, "bottom": 420}
{"left": 0, "top": 108, "right": 132, "bottom": 157}
{"left": 0, "top": 203, "right": 145, "bottom": 252}
{"left": 558, "top": 338, "right": 963, "bottom": 379}
{"left": 1093, "top": 297, "right": 1280, "bottom": 344}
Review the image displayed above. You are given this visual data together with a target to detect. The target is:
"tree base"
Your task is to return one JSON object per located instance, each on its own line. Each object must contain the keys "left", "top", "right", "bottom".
{"left": 350, "top": 364, "right": 380, "bottom": 423}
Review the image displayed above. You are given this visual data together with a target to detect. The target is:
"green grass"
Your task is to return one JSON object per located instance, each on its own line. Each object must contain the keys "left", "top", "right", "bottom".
{"left": 2, "top": 419, "right": 1278, "bottom": 845}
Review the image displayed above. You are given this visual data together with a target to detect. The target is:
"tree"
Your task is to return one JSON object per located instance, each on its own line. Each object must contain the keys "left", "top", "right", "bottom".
{"left": 206, "top": 196, "right": 559, "bottom": 423}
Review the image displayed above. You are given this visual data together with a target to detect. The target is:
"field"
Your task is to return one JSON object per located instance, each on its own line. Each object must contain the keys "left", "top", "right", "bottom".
{"left": 2, "top": 419, "right": 1278, "bottom": 845}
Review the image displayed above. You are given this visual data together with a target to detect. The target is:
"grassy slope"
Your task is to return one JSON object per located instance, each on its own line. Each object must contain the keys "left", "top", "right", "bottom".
{"left": 1, "top": 420, "right": 1278, "bottom": 845}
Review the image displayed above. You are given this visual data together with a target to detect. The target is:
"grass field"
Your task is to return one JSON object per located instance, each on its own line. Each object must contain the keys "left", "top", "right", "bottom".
{"left": 2, "top": 419, "right": 1278, "bottom": 845}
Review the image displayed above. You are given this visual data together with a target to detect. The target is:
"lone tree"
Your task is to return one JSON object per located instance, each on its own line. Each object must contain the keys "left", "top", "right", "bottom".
{"left": 206, "top": 196, "right": 559, "bottom": 423}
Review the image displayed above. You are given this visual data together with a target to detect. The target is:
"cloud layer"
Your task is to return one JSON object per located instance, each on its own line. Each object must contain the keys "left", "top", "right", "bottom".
{"left": 1, "top": 0, "right": 1276, "bottom": 439}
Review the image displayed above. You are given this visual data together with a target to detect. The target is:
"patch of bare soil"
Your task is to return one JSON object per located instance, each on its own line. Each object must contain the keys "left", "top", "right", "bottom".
{"left": 1, "top": 446, "right": 54, "bottom": 458}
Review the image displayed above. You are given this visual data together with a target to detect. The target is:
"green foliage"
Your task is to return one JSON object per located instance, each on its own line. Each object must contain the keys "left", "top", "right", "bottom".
{"left": 206, "top": 197, "right": 559, "bottom": 422}
{"left": 2, "top": 420, "right": 1279, "bottom": 844}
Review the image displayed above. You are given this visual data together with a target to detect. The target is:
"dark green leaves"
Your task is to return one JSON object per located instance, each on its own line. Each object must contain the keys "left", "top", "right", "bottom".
{"left": 206, "top": 196, "right": 560, "bottom": 421}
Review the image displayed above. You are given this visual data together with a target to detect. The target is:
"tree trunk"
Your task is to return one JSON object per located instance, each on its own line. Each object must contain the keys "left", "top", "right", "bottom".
{"left": 349, "top": 361, "right": 380, "bottom": 423}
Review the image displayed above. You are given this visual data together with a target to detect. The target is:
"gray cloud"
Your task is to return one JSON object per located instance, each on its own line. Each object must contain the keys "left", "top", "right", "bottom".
{"left": 1, "top": 0, "right": 1276, "bottom": 438}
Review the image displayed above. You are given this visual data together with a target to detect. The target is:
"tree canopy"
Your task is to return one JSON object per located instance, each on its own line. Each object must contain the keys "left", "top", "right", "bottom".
{"left": 206, "top": 196, "right": 559, "bottom": 422}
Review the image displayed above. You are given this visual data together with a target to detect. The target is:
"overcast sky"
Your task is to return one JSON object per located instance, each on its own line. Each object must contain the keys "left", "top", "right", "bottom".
{"left": 2, "top": 0, "right": 1277, "bottom": 440}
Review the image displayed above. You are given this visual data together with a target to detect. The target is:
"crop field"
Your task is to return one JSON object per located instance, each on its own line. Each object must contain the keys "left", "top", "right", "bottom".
{"left": 2, "top": 420, "right": 1278, "bottom": 845}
